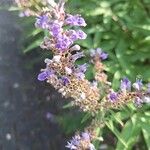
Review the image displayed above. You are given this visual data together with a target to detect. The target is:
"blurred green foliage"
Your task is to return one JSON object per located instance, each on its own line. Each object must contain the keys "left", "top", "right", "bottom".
{"left": 13, "top": 0, "right": 150, "bottom": 149}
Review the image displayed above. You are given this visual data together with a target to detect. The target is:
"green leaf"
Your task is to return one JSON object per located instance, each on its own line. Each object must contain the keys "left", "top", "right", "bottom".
{"left": 23, "top": 39, "right": 42, "bottom": 53}
{"left": 105, "top": 120, "right": 128, "bottom": 148}
{"left": 116, "top": 115, "right": 141, "bottom": 150}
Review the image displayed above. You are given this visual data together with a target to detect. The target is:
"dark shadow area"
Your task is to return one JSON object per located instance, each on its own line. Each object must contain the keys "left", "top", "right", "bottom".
{"left": 0, "top": 8, "right": 67, "bottom": 150}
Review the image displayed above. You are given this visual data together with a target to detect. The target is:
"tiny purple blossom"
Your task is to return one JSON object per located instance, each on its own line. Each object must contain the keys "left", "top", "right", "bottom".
{"left": 67, "top": 30, "right": 78, "bottom": 41}
{"left": 61, "top": 76, "right": 70, "bottom": 86}
{"left": 76, "top": 30, "right": 87, "bottom": 39}
{"left": 35, "top": 15, "right": 49, "bottom": 29}
{"left": 71, "top": 52, "right": 85, "bottom": 62}
{"left": 65, "top": 14, "right": 87, "bottom": 27}
{"left": 133, "top": 79, "right": 143, "bottom": 91}
{"left": 120, "top": 77, "right": 131, "bottom": 92}
{"left": 55, "top": 34, "right": 72, "bottom": 51}
{"left": 37, "top": 70, "right": 54, "bottom": 81}
{"left": 77, "top": 63, "right": 88, "bottom": 73}
{"left": 65, "top": 142, "right": 77, "bottom": 150}
{"left": 90, "top": 48, "right": 108, "bottom": 60}
{"left": 75, "top": 72, "right": 85, "bottom": 80}
{"left": 100, "top": 51, "right": 108, "bottom": 60}
{"left": 81, "top": 132, "right": 90, "bottom": 140}
{"left": 108, "top": 91, "right": 118, "bottom": 102}
{"left": 49, "top": 22, "right": 62, "bottom": 37}
{"left": 134, "top": 97, "right": 143, "bottom": 107}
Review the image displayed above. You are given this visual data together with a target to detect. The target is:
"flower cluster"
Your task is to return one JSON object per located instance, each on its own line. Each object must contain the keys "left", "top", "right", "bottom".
{"left": 66, "top": 132, "right": 95, "bottom": 150}
{"left": 104, "top": 78, "right": 150, "bottom": 109}
{"left": 34, "top": 1, "right": 102, "bottom": 113}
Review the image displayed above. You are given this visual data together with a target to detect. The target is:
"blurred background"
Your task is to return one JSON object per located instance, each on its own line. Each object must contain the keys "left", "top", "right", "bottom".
{"left": 0, "top": 0, "right": 150, "bottom": 150}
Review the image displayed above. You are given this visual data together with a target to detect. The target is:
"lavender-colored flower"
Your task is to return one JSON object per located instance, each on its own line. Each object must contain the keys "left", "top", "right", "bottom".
{"left": 134, "top": 96, "right": 143, "bottom": 107}
{"left": 100, "top": 51, "right": 108, "bottom": 60}
{"left": 55, "top": 34, "right": 72, "bottom": 51}
{"left": 61, "top": 76, "right": 70, "bottom": 86}
{"left": 75, "top": 72, "right": 85, "bottom": 80}
{"left": 35, "top": 15, "right": 49, "bottom": 29}
{"left": 71, "top": 52, "right": 85, "bottom": 62}
{"left": 67, "top": 30, "right": 78, "bottom": 41}
{"left": 65, "top": 14, "right": 87, "bottom": 27}
{"left": 133, "top": 79, "right": 143, "bottom": 91}
{"left": 120, "top": 77, "right": 131, "bottom": 92}
{"left": 108, "top": 91, "right": 118, "bottom": 102}
{"left": 71, "top": 135, "right": 81, "bottom": 146}
{"left": 49, "top": 22, "right": 62, "bottom": 37}
{"left": 66, "top": 135, "right": 80, "bottom": 149}
{"left": 81, "top": 132, "right": 90, "bottom": 140}
{"left": 90, "top": 48, "right": 108, "bottom": 60}
{"left": 76, "top": 30, "right": 87, "bottom": 39}
{"left": 65, "top": 142, "right": 77, "bottom": 150}
{"left": 76, "top": 63, "right": 88, "bottom": 73}
{"left": 37, "top": 70, "right": 54, "bottom": 81}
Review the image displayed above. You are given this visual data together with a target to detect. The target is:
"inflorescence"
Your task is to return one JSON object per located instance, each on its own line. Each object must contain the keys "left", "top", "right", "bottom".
{"left": 15, "top": 0, "right": 150, "bottom": 149}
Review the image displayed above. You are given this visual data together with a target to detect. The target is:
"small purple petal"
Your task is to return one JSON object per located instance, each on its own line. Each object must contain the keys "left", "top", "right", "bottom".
{"left": 71, "top": 52, "right": 84, "bottom": 62}
{"left": 134, "top": 97, "right": 143, "bottom": 107}
{"left": 38, "top": 72, "right": 48, "bottom": 81}
{"left": 35, "top": 15, "right": 49, "bottom": 29}
{"left": 61, "top": 76, "right": 70, "bottom": 86}
{"left": 120, "top": 77, "right": 131, "bottom": 92}
{"left": 76, "top": 63, "right": 88, "bottom": 73}
{"left": 55, "top": 34, "right": 72, "bottom": 51}
{"left": 75, "top": 72, "right": 85, "bottom": 80}
{"left": 37, "top": 70, "right": 54, "bottom": 81}
{"left": 100, "top": 51, "right": 108, "bottom": 60}
{"left": 76, "top": 30, "right": 87, "bottom": 39}
{"left": 65, "top": 14, "right": 86, "bottom": 27}
{"left": 81, "top": 132, "right": 90, "bottom": 140}
{"left": 133, "top": 79, "right": 143, "bottom": 91}
{"left": 49, "top": 22, "right": 62, "bottom": 36}
{"left": 90, "top": 48, "right": 108, "bottom": 60}
{"left": 67, "top": 30, "right": 78, "bottom": 41}
{"left": 108, "top": 91, "right": 118, "bottom": 102}
{"left": 65, "top": 142, "right": 77, "bottom": 150}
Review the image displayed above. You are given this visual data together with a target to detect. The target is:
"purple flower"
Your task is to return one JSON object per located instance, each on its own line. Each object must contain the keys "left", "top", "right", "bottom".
{"left": 81, "top": 132, "right": 90, "bottom": 140}
{"left": 55, "top": 34, "right": 72, "bottom": 51}
{"left": 120, "top": 77, "right": 131, "bottom": 92}
{"left": 76, "top": 30, "right": 87, "bottom": 39}
{"left": 35, "top": 15, "right": 49, "bottom": 29}
{"left": 67, "top": 30, "right": 78, "bottom": 41}
{"left": 90, "top": 48, "right": 108, "bottom": 60}
{"left": 108, "top": 91, "right": 118, "bottom": 102}
{"left": 37, "top": 70, "right": 54, "bottom": 81}
{"left": 71, "top": 52, "right": 85, "bottom": 62}
{"left": 61, "top": 76, "right": 70, "bottom": 86}
{"left": 76, "top": 63, "right": 88, "bottom": 73}
{"left": 100, "top": 51, "right": 108, "bottom": 60}
{"left": 133, "top": 79, "right": 143, "bottom": 91}
{"left": 49, "top": 22, "right": 62, "bottom": 37}
{"left": 66, "top": 135, "right": 80, "bottom": 150}
{"left": 134, "top": 97, "right": 143, "bottom": 107}
{"left": 65, "top": 14, "right": 87, "bottom": 27}
{"left": 75, "top": 72, "right": 85, "bottom": 80}
{"left": 65, "top": 142, "right": 77, "bottom": 150}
